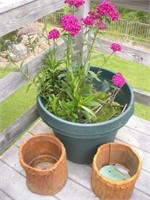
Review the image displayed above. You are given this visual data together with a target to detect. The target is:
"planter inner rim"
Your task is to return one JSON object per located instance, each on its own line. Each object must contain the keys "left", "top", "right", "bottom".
{"left": 39, "top": 96, "right": 133, "bottom": 127}
{"left": 93, "top": 143, "right": 142, "bottom": 185}
{"left": 19, "top": 134, "right": 66, "bottom": 173}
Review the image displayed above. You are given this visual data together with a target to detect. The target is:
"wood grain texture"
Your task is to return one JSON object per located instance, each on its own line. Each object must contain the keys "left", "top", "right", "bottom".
{"left": 92, "top": 0, "right": 150, "bottom": 12}
{"left": 116, "top": 126, "right": 150, "bottom": 153}
{"left": 125, "top": 115, "right": 150, "bottom": 135}
{"left": 0, "top": 189, "right": 13, "bottom": 200}
{"left": 0, "top": 115, "right": 149, "bottom": 199}
{"left": 0, "top": 0, "right": 65, "bottom": 37}
{"left": 0, "top": 105, "right": 39, "bottom": 152}
{"left": 0, "top": 160, "right": 57, "bottom": 200}
{"left": 115, "top": 139, "right": 150, "bottom": 173}
{"left": 0, "top": 0, "right": 37, "bottom": 14}
{"left": 94, "top": 37, "right": 150, "bottom": 67}
{"left": 133, "top": 88, "right": 150, "bottom": 107}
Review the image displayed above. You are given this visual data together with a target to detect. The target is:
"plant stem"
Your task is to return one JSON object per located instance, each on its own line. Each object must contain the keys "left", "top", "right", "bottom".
{"left": 8, "top": 55, "right": 37, "bottom": 88}
{"left": 43, "top": 17, "right": 50, "bottom": 48}
{"left": 84, "top": 28, "right": 99, "bottom": 75}
{"left": 111, "top": 87, "right": 120, "bottom": 105}
{"left": 101, "top": 52, "right": 114, "bottom": 67}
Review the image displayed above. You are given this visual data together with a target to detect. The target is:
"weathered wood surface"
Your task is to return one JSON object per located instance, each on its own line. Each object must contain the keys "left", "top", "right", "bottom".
{"left": 0, "top": 189, "right": 13, "bottom": 200}
{"left": 92, "top": 0, "right": 150, "bottom": 12}
{"left": 133, "top": 88, "right": 150, "bottom": 107}
{"left": 0, "top": 105, "right": 39, "bottom": 152}
{"left": 0, "top": 0, "right": 65, "bottom": 37}
{"left": 0, "top": 52, "right": 43, "bottom": 102}
{"left": 0, "top": 0, "right": 37, "bottom": 14}
{"left": 94, "top": 37, "right": 150, "bottom": 67}
{"left": 0, "top": 115, "right": 149, "bottom": 199}
{"left": 0, "top": 0, "right": 149, "bottom": 37}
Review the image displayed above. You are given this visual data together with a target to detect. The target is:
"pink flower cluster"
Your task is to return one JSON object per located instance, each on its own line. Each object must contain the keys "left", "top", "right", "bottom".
{"left": 88, "top": 10, "right": 100, "bottom": 20}
{"left": 48, "top": 29, "right": 60, "bottom": 39}
{"left": 96, "top": 21, "right": 107, "bottom": 30}
{"left": 81, "top": 16, "right": 94, "bottom": 26}
{"left": 97, "top": 0, "right": 119, "bottom": 21}
{"left": 112, "top": 73, "right": 126, "bottom": 87}
{"left": 61, "top": 14, "right": 81, "bottom": 36}
{"left": 64, "top": 0, "right": 85, "bottom": 8}
{"left": 111, "top": 43, "right": 122, "bottom": 52}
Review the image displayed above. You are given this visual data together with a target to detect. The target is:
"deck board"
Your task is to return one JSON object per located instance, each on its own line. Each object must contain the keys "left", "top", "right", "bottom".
{"left": 0, "top": 189, "right": 13, "bottom": 200}
{"left": 0, "top": 115, "right": 149, "bottom": 200}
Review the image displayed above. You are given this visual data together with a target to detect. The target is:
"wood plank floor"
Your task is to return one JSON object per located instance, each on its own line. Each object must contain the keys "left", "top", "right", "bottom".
{"left": 0, "top": 115, "right": 149, "bottom": 200}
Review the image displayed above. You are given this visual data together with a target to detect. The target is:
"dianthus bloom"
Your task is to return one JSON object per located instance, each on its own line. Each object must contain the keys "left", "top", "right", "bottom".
{"left": 112, "top": 73, "right": 126, "bottom": 87}
{"left": 81, "top": 16, "right": 94, "bottom": 26}
{"left": 48, "top": 29, "right": 60, "bottom": 39}
{"left": 111, "top": 43, "right": 122, "bottom": 52}
{"left": 64, "top": 0, "right": 85, "bottom": 8}
{"left": 88, "top": 10, "right": 99, "bottom": 20}
{"left": 97, "top": 0, "right": 119, "bottom": 21}
{"left": 96, "top": 21, "right": 107, "bottom": 30}
{"left": 61, "top": 14, "right": 81, "bottom": 36}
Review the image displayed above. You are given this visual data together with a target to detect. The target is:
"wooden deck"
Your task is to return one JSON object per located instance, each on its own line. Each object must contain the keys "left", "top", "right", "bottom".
{"left": 0, "top": 115, "right": 149, "bottom": 200}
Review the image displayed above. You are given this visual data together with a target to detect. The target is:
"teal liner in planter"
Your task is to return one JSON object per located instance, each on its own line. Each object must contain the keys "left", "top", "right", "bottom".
{"left": 99, "top": 165, "right": 131, "bottom": 181}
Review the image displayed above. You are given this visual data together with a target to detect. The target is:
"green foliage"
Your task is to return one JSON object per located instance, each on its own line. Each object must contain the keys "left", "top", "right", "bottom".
{"left": 91, "top": 51, "right": 150, "bottom": 93}
{"left": 37, "top": 48, "right": 122, "bottom": 123}
{"left": 118, "top": 8, "right": 150, "bottom": 23}
{"left": 0, "top": 83, "right": 36, "bottom": 132}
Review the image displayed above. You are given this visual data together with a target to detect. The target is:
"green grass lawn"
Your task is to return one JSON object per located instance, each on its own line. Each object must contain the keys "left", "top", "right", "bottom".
{"left": 91, "top": 52, "right": 150, "bottom": 92}
{"left": 0, "top": 66, "right": 16, "bottom": 79}
{"left": 0, "top": 83, "right": 36, "bottom": 132}
{"left": 0, "top": 53, "right": 150, "bottom": 132}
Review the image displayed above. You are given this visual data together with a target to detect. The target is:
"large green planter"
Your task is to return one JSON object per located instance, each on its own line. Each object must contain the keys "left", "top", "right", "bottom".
{"left": 37, "top": 67, "right": 134, "bottom": 164}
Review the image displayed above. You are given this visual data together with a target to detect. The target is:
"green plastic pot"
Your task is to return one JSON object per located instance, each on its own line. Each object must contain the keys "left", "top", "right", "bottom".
{"left": 37, "top": 67, "right": 134, "bottom": 164}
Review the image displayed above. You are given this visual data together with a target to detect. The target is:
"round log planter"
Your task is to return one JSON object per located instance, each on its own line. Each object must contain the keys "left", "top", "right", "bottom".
{"left": 19, "top": 134, "right": 68, "bottom": 195}
{"left": 91, "top": 143, "right": 142, "bottom": 200}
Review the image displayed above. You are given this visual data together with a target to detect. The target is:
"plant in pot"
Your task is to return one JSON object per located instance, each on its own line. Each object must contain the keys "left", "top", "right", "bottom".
{"left": 35, "top": 0, "right": 134, "bottom": 164}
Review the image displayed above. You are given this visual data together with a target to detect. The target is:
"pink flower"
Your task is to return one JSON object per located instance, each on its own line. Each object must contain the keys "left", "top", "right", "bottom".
{"left": 96, "top": 21, "right": 107, "bottom": 30}
{"left": 64, "top": 0, "right": 85, "bottom": 8}
{"left": 112, "top": 73, "right": 126, "bottom": 87}
{"left": 81, "top": 16, "right": 95, "bottom": 26}
{"left": 97, "top": 0, "right": 119, "bottom": 21}
{"left": 110, "top": 43, "right": 122, "bottom": 52}
{"left": 88, "top": 10, "right": 99, "bottom": 20}
{"left": 48, "top": 29, "right": 60, "bottom": 39}
{"left": 61, "top": 14, "right": 81, "bottom": 36}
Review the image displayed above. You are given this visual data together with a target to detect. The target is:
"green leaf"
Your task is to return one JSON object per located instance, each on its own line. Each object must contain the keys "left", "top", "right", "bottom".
{"left": 81, "top": 105, "right": 96, "bottom": 117}
{"left": 89, "top": 70, "right": 100, "bottom": 82}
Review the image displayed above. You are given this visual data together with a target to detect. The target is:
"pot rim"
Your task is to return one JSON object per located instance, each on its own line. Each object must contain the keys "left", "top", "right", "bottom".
{"left": 37, "top": 66, "right": 134, "bottom": 127}
{"left": 19, "top": 134, "right": 66, "bottom": 173}
{"left": 38, "top": 95, "right": 133, "bottom": 127}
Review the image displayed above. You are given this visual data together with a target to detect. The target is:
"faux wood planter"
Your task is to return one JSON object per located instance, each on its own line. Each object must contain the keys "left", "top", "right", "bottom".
{"left": 19, "top": 134, "right": 68, "bottom": 195}
{"left": 37, "top": 67, "right": 134, "bottom": 164}
{"left": 91, "top": 143, "right": 142, "bottom": 200}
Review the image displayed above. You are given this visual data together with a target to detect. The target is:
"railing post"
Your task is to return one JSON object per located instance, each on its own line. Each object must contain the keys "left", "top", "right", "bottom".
{"left": 75, "top": 0, "right": 91, "bottom": 65}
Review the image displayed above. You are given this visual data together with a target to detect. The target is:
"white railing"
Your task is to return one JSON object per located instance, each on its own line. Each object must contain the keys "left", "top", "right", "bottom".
{"left": 105, "top": 19, "right": 150, "bottom": 44}
{"left": 47, "top": 12, "right": 150, "bottom": 45}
